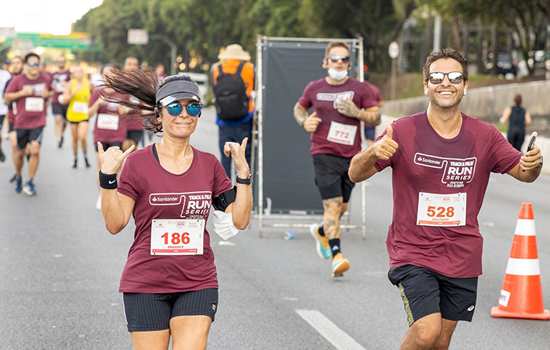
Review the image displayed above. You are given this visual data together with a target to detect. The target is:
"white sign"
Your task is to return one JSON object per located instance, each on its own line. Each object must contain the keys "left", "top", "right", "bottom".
{"left": 127, "top": 29, "right": 148, "bottom": 45}
{"left": 388, "top": 41, "right": 399, "bottom": 59}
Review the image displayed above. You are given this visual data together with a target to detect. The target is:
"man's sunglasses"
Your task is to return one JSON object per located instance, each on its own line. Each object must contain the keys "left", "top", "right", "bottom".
{"left": 25, "top": 62, "right": 40, "bottom": 68}
{"left": 329, "top": 55, "right": 350, "bottom": 63}
{"left": 165, "top": 101, "right": 202, "bottom": 117}
{"left": 427, "top": 71, "right": 464, "bottom": 85}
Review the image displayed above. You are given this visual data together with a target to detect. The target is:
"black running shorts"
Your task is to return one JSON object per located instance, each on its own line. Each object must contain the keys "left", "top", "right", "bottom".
{"left": 312, "top": 154, "right": 355, "bottom": 203}
{"left": 123, "top": 288, "right": 219, "bottom": 332}
{"left": 51, "top": 103, "right": 69, "bottom": 118}
{"left": 126, "top": 130, "right": 144, "bottom": 145}
{"left": 388, "top": 265, "right": 478, "bottom": 326}
{"left": 94, "top": 141, "right": 122, "bottom": 152}
{"left": 16, "top": 127, "right": 44, "bottom": 150}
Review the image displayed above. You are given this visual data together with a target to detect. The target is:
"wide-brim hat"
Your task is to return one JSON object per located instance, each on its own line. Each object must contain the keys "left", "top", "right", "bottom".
{"left": 218, "top": 44, "right": 251, "bottom": 61}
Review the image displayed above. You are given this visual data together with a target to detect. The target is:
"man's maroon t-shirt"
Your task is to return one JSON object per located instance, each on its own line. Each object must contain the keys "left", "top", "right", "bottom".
{"left": 6, "top": 73, "right": 51, "bottom": 129}
{"left": 117, "top": 145, "right": 232, "bottom": 293}
{"left": 90, "top": 87, "right": 127, "bottom": 144}
{"left": 50, "top": 70, "right": 70, "bottom": 104}
{"left": 298, "top": 78, "right": 380, "bottom": 158}
{"left": 375, "top": 112, "right": 521, "bottom": 277}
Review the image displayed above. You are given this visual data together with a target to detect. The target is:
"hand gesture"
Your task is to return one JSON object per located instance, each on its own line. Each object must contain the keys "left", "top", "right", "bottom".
{"left": 224, "top": 137, "right": 250, "bottom": 178}
{"left": 372, "top": 125, "right": 398, "bottom": 160}
{"left": 335, "top": 98, "right": 360, "bottom": 118}
{"left": 97, "top": 142, "right": 135, "bottom": 175}
{"left": 21, "top": 86, "right": 34, "bottom": 96}
{"left": 520, "top": 145, "right": 543, "bottom": 171}
{"left": 303, "top": 112, "right": 322, "bottom": 133}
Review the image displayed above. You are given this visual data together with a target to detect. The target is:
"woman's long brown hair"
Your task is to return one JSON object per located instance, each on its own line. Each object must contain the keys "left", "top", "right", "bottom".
{"left": 100, "top": 68, "right": 161, "bottom": 132}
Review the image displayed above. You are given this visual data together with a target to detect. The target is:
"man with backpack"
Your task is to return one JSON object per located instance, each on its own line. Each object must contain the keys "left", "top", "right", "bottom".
{"left": 212, "top": 44, "right": 254, "bottom": 176}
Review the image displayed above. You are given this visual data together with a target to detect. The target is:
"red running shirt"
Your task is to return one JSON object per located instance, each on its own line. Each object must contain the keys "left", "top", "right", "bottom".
{"left": 375, "top": 112, "right": 521, "bottom": 278}
{"left": 117, "top": 145, "right": 232, "bottom": 293}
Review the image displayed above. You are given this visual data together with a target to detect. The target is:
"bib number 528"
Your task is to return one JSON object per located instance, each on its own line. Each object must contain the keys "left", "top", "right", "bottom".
{"left": 426, "top": 206, "right": 455, "bottom": 218}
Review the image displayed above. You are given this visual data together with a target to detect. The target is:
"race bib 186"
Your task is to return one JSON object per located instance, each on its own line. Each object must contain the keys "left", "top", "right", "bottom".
{"left": 150, "top": 219, "right": 205, "bottom": 255}
{"left": 327, "top": 121, "right": 357, "bottom": 146}
{"left": 416, "top": 192, "right": 467, "bottom": 227}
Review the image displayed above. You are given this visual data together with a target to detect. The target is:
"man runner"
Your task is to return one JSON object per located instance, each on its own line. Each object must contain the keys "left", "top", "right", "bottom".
{"left": 348, "top": 48, "right": 543, "bottom": 350}
{"left": 5, "top": 53, "right": 51, "bottom": 195}
{"left": 294, "top": 41, "right": 381, "bottom": 277}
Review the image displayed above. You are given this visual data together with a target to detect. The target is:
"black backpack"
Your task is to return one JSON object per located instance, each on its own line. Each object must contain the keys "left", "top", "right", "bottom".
{"left": 213, "top": 61, "right": 249, "bottom": 120}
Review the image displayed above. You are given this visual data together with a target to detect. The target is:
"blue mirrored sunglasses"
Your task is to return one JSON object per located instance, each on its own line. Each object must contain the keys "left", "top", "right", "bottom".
{"left": 165, "top": 101, "right": 202, "bottom": 117}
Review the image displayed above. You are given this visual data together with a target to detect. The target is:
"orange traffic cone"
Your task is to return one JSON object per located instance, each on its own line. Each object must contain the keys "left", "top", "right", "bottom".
{"left": 491, "top": 202, "right": 550, "bottom": 320}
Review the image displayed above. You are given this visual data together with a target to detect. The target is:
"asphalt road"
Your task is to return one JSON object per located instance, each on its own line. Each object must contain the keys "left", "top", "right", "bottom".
{"left": 1, "top": 109, "right": 550, "bottom": 350}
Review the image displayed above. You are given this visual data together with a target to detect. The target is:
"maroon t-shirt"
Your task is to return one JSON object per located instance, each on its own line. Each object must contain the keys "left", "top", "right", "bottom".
{"left": 125, "top": 95, "right": 144, "bottom": 131}
{"left": 50, "top": 70, "right": 70, "bottom": 104}
{"left": 117, "top": 145, "right": 232, "bottom": 293}
{"left": 6, "top": 73, "right": 51, "bottom": 129}
{"left": 298, "top": 78, "right": 381, "bottom": 158}
{"left": 90, "top": 87, "right": 127, "bottom": 143}
{"left": 5, "top": 74, "right": 19, "bottom": 124}
{"left": 375, "top": 112, "right": 521, "bottom": 277}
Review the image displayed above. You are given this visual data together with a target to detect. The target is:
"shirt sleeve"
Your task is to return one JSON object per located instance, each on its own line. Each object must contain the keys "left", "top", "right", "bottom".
{"left": 118, "top": 157, "right": 141, "bottom": 200}
{"left": 360, "top": 83, "right": 381, "bottom": 109}
{"left": 297, "top": 81, "right": 314, "bottom": 109}
{"left": 5, "top": 77, "right": 19, "bottom": 94}
{"left": 213, "top": 157, "right": 232, "bottom": 196}
{"left": 89, "top": 88, "right": 99, "bottom": 107}
{"left": 489, "top": 126, "right": 522, "bottom": 173}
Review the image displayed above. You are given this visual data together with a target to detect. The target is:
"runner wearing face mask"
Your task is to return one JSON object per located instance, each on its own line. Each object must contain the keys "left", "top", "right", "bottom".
{"left": 293, "top": 41, "right": 381, "bottom": 278}
{"left": 97, "top": 70, "right": 252, "bottom": 350}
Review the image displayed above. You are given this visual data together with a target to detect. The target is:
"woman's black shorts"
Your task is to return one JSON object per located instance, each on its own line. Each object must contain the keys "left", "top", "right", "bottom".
{"left": 123, "top": 288, "right": 218, "bottom": 332}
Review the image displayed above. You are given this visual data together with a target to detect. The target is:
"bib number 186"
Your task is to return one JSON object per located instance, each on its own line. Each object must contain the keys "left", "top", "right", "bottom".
{"left": 161, "top": 232, "right": 190, "bottom": 245}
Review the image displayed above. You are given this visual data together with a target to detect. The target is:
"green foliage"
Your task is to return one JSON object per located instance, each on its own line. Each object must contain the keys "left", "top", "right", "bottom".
{"left": 73, "top": 0, "right": 548, "bottom": 75}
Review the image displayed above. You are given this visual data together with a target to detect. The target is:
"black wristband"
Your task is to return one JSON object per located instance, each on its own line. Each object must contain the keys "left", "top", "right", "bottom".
{"left": 99, "top": 171, "right": 118, "bottom": 189}
{"left": 236, "top": 176, "right": 252, "bottom": 185}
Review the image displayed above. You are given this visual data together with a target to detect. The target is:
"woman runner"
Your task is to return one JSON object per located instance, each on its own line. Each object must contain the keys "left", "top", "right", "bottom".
{"left": 97, "top": 70, "right": 252, "bottom": 350}
{"left": 63, "top": 66, "right": 92, "bottom": 168}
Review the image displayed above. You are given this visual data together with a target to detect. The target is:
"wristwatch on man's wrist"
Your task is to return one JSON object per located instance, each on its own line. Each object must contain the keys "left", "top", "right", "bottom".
{"left": 236, "top": 172, "right": 252, "bottom": 185}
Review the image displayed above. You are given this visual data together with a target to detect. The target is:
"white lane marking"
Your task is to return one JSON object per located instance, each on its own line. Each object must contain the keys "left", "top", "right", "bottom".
{"left": 296, "top": 309, "right": 366, "bottom": 350}
{"left": 218, "top": 241, "right": 236, "bottom": 246}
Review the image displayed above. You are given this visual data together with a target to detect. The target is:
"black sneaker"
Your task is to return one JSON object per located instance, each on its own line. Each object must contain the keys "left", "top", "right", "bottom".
{"left": 0, "top": 148, "right": 5, "bottom": 162}
{"left": 84, "top": 157, "right": 91, "bottom": 168}
{"left": 58, "top": 136, "right": 64, "bottom": 149}
{"left": 72, "top": 159, "right": 78, "bottom": 169}
{"left": 9, "top": 174, "right": 16, "bottom": 183}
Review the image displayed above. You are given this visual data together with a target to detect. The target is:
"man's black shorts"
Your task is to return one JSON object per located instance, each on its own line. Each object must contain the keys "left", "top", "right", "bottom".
{"left": 16, "top": 127, "right": 44, "bottom": 150}
{"left": 388, "top": 264, "right": 478, "bottom": 326}
{"left": 123, "top": 288, "right": 218, "bottom": 332}
{"left": 51, "top": 103, "right": 69, "bottom": 118}
{"left": 312, "top": 154, "right": 355, "bottom": 203}
{"left": 126, "top": 130, "right": 144, "bottom": 145}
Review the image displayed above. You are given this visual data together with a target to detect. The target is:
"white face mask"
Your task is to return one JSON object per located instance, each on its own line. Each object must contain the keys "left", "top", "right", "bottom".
{"left": 328, "top": 68, "right": 348, "bottom": 81}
